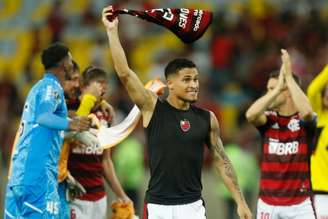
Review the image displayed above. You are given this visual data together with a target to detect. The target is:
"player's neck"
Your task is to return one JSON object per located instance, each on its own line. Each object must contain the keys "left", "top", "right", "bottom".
{"left": 47, "top": 68, "right": 65, "bottom": 87}
{"left": 277, "top": 101, "right": 297, "bottom": 116}
{"left": 167, "top": 95, "right": 190, "bottom": 110}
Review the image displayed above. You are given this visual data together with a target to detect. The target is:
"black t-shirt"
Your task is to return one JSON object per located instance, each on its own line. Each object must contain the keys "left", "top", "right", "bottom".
{"left": 145, "top": 99, "right": 210, "bottom": 205}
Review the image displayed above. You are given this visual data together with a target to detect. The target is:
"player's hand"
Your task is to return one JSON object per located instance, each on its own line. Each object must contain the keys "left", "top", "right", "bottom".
{"left": 68, "top": 110, "right": 77, "bottom": 118}
{"left": 102, "top": 6, "right": 118, "bottom": 30}
{"left": 69, "top": 116, "right": 91, "bottom": 132}
{"left": 281, "top": 49, "right": 292, "bottom": 79}
{"left": 116, "top": 195, "right": 132, "bottom": 204}
{"left": 276, "top": 65, "right": 286, "bottom": 92}
{"left": 100, "top": 100, "right": 115, "bottom": 124}
{"left": 83, "top": 81, "right": 103, "bottom": 99}
{"left": 66, "top": 174, "right": 86, "bottom": 200}
{"left": 237, "top": 202, "right": 252, "bottom": 219}
{"left": 145, "top": 78, "right": 166, "bottom": 96}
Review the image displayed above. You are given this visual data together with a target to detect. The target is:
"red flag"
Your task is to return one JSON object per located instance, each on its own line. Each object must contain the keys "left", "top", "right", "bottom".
{"left": 110, "top": 8, "right": 213, "bottom": 44}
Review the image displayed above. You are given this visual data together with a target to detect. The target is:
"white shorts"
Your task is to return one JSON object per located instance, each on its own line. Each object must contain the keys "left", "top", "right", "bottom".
{"left": 144, "top": 199, "right": 206, "bottom": 219}
{"left": 69, "top": 196, "right": 107, "bottom": 219}
{"left": 256, "top": 198, "right": 315, "bottom": 219}
{"left": 314, "top": 194, "right": 328, "bottom": 218}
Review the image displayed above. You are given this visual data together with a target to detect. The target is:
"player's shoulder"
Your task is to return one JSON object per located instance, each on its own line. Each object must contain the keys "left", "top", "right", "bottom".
{"left": 192, "top": 105, "right": 212, "bottom": 122}
{"left": 36, "top": 76, "right": 62, "bottom": 94}
{"left": 192, "top": 104, "right": 210, "bottom": 115}
{"left": 44, "top": 76, "right": 61, "bottom": 88}
{"left": 28, "top": 77, "right": 62, "bottom": 103}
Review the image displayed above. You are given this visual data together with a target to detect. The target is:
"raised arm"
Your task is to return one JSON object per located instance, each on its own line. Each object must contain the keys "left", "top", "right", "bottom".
{"left": 281, "top": 49, "right": 314, "bottom": 121}
{"left": 208, "top": 111, "right": 252, "bottom": 219}
{"left": 245, "top": 66, "right": 285, "bottom": 126}
{"left": 102, "top": 6, "right": 156, "bottom": 126}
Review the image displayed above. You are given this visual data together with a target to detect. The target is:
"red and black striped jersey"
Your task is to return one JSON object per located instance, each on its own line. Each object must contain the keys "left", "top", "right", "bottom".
{"left": 68, "top": 109, "right": 110, "bottom": 201}
{"left": 257, "top": 111, "right": 316, "bottom": 205}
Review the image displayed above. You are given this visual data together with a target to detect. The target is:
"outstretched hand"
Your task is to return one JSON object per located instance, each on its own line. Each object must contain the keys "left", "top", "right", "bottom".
{"left": 69, "top": 116, "right": 91, "bottom": 132}
{"left": 102, "top": 5, "right": 118, "bottom": 30}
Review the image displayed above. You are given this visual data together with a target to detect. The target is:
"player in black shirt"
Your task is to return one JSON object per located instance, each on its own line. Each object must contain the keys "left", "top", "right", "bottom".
{"left": 102, "top": 6, "right": 252, "bottom": 219}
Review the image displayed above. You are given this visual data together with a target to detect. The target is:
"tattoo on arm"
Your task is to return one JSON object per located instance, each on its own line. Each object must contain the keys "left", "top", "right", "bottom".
{"left": 212, "top": 127, "right": 243, "bottom": 197}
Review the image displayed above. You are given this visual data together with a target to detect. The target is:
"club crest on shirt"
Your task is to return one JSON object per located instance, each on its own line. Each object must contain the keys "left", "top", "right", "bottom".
{"left": 287, "top": 118, "right": 300, "bottom": 132}
{"left": 180, "top": 119, "right": 190, "bottom": 132}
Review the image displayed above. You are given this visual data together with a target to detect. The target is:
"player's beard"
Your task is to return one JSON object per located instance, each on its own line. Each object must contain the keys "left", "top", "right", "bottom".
{"left": 64, "top": 87, "right": 80, "bottom": 100}
{"left": 71, "top": 88, "right": 81, "bottom": 99}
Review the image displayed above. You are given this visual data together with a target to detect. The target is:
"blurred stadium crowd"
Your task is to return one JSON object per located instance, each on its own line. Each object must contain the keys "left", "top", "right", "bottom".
{"left": 1, "top": 0, "right": 328, "bottom": 218}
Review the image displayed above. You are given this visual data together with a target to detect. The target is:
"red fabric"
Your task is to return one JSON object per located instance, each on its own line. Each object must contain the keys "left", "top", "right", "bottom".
{"left": 261, "top": 162, "right": 309, "bottom": 172}
{"left": 261, "top": 179, "right": 310, "bottom": 190}
{"left": 68, "top": 109, "right": 111, "bottom": 201}
{"left": 211, "top": 36, "right": 235, "bottom": 68}
{"left": 79, "top": 191, "right": 106, "bottom": 201}
{"left": 109, "top": 8, "right": 213, "bottom": 43}
{"left": 260, "top": 196, "right": 308, "bottom": 206}
{"left": 258, "top": 112, "right": 312, "bottom": 206}
{"left": 68, "top": 152, "right": 106, "bottom": 201}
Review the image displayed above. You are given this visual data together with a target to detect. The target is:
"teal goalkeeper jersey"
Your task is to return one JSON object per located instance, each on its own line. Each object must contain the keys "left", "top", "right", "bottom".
{"left": 8, "top": 73, "right": 68, "bottom": 186}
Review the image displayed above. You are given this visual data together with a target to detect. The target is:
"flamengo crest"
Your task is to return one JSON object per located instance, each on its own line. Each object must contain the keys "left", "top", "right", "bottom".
{"left": 180, "top": 119, "right": 190, "bottom": 132}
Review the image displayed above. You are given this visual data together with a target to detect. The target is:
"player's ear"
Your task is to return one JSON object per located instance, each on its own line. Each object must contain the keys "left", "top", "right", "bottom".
{"left": 166, "top": 78, "right": 174, "bottom": 91}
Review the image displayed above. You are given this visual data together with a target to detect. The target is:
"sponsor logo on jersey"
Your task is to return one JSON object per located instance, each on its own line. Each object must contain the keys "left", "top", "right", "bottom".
{"left": 268, "top": 138, "right": 299, "bottom": 155}
{"left": 72, "top": 145, "right": 103, "bottom": 155}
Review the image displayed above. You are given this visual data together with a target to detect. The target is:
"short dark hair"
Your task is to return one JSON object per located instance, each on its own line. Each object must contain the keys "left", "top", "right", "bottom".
{"left": 269, "top": 70, "right": 301, "bottom": 85}
{"left": 164, "top": 58, "right": 197, "bottom": 79}
{"left": 82, "top": 66, "right": 107, "bottom": 85}
{"left": 41, "top": 43, "right": 69, "bottom": 70}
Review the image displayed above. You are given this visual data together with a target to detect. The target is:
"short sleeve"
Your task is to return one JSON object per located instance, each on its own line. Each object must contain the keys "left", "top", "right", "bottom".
{"left": 256, "top": 111, "right": 276, "bottom": 134}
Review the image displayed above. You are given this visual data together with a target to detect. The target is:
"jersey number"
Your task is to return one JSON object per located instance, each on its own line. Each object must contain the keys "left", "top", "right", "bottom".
{"left": 260, "top": 212, "right": 270, "bottom": 219}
